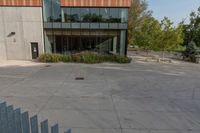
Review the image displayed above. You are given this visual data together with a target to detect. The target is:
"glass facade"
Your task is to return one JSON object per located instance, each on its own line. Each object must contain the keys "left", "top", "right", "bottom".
{"left": 61, "top": 8, "right": 128, "bottom": 23}
{"left": 44, "top": 30, "right": 126, "bottom": 55}
{"left": 90, "top": 8, "right": 100, "bottom": 22}
{"left": 81, "top": 8, "right": 90, "bottom": 22}
{"left": 43, "top": 0, "right": 61, "bottom": 22}
{"left": 109, "top": 8, "right": 120, "bottom": 23}
{"left": 43, "top": 0, "right": 128, "bottom": 55}
{"left": 52, "top": 0, "right": 61, "bottom": 22}
{"left": 43, "top": 0, "right": 52, "bottom": 22}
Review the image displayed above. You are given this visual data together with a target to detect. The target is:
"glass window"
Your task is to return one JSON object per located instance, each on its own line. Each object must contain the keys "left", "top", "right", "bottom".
{"left": 62, "top": 8, "right": 71, "bottom": 22}
{"left": 60, "top": 7, "right": 129, "bottom": 23}
{"left": 52, "top": 0, "right": 61, "bottom": 22}
{"left": 43, "top": 0, "right": 62, "bottom": 22}
{"left": 119, "top": 8, "right": 128, "bottom": 23}
{"left": 81, "top": 8, "right": 90, "bottom": 22}
{"left": 100, "top": 8, "right": 109, "bottom": 22}
{"left": 70, "top": 8, "right": 81, "bottom": 22}
{"left": 109, "top": 8, "right": 120, "bottom": 23}
{"left": 44, "top": 30, "right": 54, "bottom": 53}
{"left": 90, "top": 8, "right": 100, "bottom": 22}
{"left": 43, "top": 0, "right": 52, "bottom": 22}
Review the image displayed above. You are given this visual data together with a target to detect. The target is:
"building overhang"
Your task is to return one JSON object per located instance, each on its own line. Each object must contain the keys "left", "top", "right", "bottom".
{"left": 61, "top": 0, "right": 131, "bottom": 8}
{"left": 0, "top": 0, "right": 42, "bottom": 7}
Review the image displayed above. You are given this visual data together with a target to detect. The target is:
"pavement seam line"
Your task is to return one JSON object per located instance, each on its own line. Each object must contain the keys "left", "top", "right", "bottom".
{"left": 37, "top": 65, "right": 74, "bottom": 114}
{"left": 110, "top": 94, "right": 124, "bottom": 133}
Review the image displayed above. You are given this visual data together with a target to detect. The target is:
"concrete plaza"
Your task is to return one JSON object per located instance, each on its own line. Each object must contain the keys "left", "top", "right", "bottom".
{"left": 0, "top": 60, "right": 200, "bottom": 133}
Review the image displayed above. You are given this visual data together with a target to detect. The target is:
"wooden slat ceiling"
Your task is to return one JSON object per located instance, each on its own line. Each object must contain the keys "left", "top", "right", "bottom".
{"left": 0, "top": 0, "right": 42, "bottom": 7}
{"left": 61, "top": 0, "right": 131, "bottom": 7}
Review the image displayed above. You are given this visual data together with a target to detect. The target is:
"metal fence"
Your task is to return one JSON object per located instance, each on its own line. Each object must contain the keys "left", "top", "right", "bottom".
{"left": 0, "top": 102, "right": 71, "bottom": 133}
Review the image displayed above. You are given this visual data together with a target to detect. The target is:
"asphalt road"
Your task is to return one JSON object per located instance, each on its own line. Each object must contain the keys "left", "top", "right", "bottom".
{"left": 0, "top": 60, "right": 200, "bottom": 133}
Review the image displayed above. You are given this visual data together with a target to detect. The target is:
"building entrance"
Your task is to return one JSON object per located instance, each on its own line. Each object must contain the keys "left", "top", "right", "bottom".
{"left": 60, "top": 35, "right": 116, "bottom": 54}
{"left": 45, "top": 30, "right": 126, "bottom": 55}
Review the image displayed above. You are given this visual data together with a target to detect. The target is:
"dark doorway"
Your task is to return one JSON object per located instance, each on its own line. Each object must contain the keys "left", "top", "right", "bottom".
{"left": 70, "top": 36, "right": 81, "bottom": 53}
{"left": 56, "top": 36, "right": 62, "bottom": 53}
{"left": 81, "top": 36, "right": 92, "bottom": 50}
{"left": 31, "top": 42, "right": 39, "bottom": 59}
{"left": 55, "top": 35, "right": 116, "bottom": 54}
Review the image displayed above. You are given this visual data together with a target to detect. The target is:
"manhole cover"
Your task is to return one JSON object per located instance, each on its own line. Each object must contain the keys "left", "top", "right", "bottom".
{"left": 75, "top": 77, "right": 84, "bottom": 80}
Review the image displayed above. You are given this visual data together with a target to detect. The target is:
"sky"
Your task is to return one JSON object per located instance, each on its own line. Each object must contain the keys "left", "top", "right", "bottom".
{"left": 147, "top": 0, "right": 200, "bottom": 25}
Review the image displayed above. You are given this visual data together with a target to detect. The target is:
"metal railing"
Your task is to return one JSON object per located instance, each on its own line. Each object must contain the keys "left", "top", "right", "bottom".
{"left": 0, "top": 102, "right": 71, "bottom": 133}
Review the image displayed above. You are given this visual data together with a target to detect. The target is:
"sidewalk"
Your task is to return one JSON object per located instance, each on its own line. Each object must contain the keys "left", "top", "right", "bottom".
{"left": 0, "top": 60, "right": 44, "bottom": 67}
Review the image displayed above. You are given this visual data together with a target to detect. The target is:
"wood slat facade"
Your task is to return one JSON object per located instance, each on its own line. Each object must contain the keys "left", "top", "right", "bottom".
{"left": 0, "top": 0, "right": 42, "bottom": 7}
{"left": 0, "top": 0, "right": 131, "bottom": 7}
{"left": 61, "top": 0, "right": 131, "bottom": 7}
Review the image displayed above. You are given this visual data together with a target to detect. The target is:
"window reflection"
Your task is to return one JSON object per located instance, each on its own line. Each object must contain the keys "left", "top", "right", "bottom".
{"left": 120, "top": 8, "right": 128, "bottom": 23}
{"left": 90, "top": 8, "right": 100, "bottom": 22}
{"left": 81, "top": 8, "right": 90, "bottom": 22}
{"left": 100, "top": 8, "right": 109, "bottom": 22}
{"left": 43, "top": 0, "right": 52, "bottom": 22}
{"left": 62, "top": 8, "right": 70, "bottom": 22}
{"left": 52, "top": 0, "right": 61, "bottom": 22}
{"left": 70, "top": 8, "right": 81, "bottom": 22}
{"left": 61, "top": 8, "right": 128, "bottom": 23}
{"left": 109, "top": 8, "right": 120, "bottom": 23}
{"left": 43, "top": 1, "right": 129, "bottom": 23}
{"left": 43, "top": 0, "right": 61, "bottom": 22}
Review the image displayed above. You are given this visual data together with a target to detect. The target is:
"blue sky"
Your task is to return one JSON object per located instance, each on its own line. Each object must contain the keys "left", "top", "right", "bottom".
{"left": 147, "top": 0, "right": 200, "bottom": 25}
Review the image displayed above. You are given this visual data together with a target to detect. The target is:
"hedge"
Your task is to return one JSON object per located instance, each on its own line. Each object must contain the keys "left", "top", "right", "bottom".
{"left": 38, "top": 51, "right": 132, "bottom": 64}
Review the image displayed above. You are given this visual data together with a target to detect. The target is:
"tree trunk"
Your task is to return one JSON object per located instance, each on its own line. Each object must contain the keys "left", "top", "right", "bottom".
{"left": 162, "top": 51, "right": 165, "bottom": 59}
{"left": 146, "top": 49, "right": 149, "bottom": 56}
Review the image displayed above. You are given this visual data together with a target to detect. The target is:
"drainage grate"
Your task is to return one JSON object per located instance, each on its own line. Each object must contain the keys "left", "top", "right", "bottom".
{"left": 75, "top": 77, "right": 85, "bottom": 80}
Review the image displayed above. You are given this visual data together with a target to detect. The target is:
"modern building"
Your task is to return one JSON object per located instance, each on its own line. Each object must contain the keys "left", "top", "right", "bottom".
{"left": 0, "top": 0, "right": 131, "bottom": 60}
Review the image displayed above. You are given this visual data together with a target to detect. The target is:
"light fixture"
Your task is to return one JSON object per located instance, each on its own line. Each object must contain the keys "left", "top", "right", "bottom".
{"left": 7, "top": 32, "right": 16, "bottom": 37}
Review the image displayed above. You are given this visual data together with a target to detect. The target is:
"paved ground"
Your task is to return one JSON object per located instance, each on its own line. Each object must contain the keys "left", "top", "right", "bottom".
{"left": 0, "top": 60, "right": 200, "bottom": 133}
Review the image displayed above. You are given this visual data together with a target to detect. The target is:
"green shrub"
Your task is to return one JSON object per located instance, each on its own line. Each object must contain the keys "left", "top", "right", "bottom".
{"left": 38, "top": 54, "right": 52, "bottom": 62}
{"left": 39, "top": 54, "right": 71, "bottom": 63}
{"left": 38, "top": 54, "right": 49, "bottom": 62}
{"left": 113, "top": 55, "right": 132, "bottom": 63}
{"left": 71, "top": 54, "right": 82, "bottom": 63}
{"left": 74, "top": 51, "right": 103, "bottom": 64}
{"left": 62, "top": 55, "right": 72, "bottom": 62}
{"left": 38, "top": 52, "right": 132, "bottom": 64}
{"left": 102, "top": 55, "right": 112, "bottom": 62}
{"left": 51, "top": 54, "right": 63, "bottom": 62}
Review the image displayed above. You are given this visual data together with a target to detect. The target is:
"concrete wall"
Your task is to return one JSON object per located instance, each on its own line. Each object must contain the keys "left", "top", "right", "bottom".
{"left": 0, "top": 7, "right": 44, "bottom": 60}
{"left": 0, "top": 8, "right": 7, "bottom": 60}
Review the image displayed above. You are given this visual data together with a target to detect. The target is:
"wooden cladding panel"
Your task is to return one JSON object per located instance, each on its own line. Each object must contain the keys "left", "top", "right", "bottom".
{"left": 61, "top": 0, "right": 131, "bottom": 7}
{"left": 0, "top": 0, "right": 42, "bottom": 7}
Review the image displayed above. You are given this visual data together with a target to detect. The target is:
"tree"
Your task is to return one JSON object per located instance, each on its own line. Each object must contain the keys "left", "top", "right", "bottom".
{"left": 134, "top": 17, "right": 162, "bottom": 53}
{"left": 129, "top": 0, "right": 184, "bottom": 55}
{"left": 128, "top": 0, "right": 152, "bottom": 46}
{"left": 134, "top": 17, "right": 184, "bottom": 56}
{"left": 182, "top": 7, "right": 200, "bottom": 47}
{"left": 158, "top": 17, "right": 184, "bottom": 52}
{"left": 157, "top": 17, "right": 184, "bottom": 58}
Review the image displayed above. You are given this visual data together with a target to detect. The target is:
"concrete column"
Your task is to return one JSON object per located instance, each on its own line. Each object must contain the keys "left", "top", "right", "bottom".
{"left": 113, "top": 36, "right": 117, "bottom": 54}
{"left": 120, "top": 30, "right": 126, "bottom": 55}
